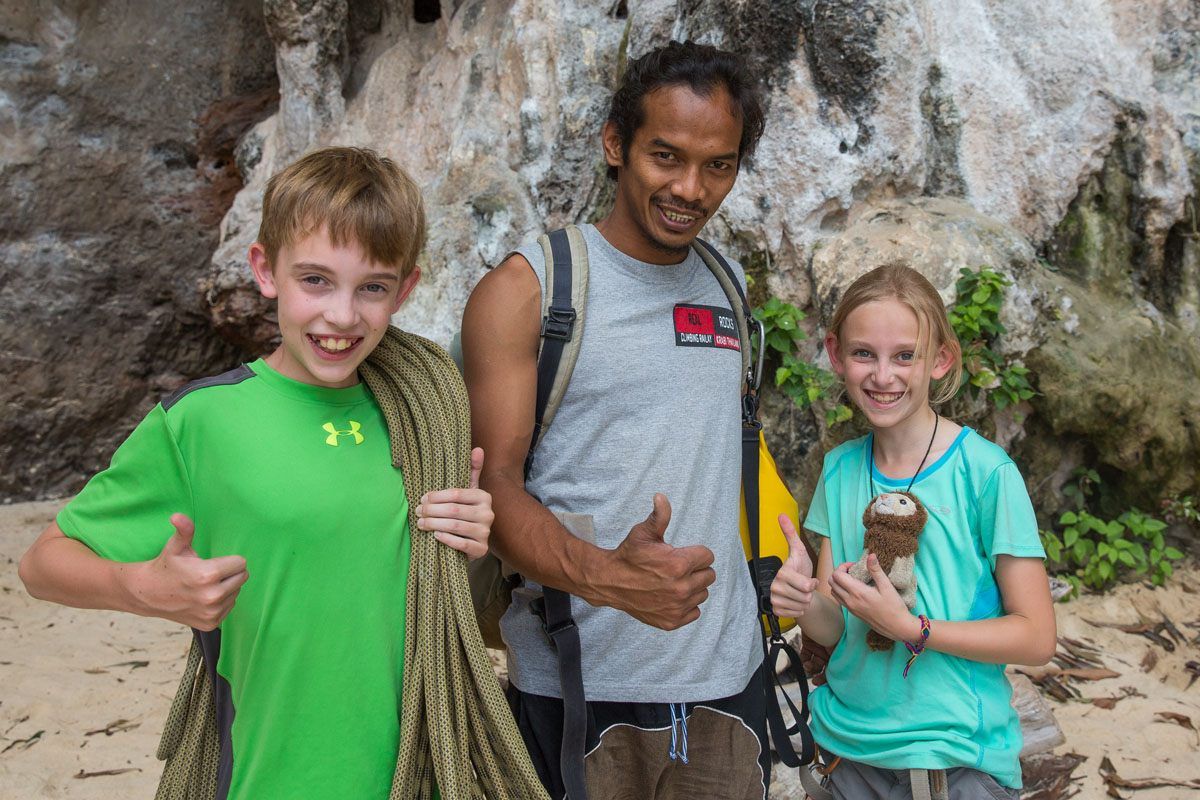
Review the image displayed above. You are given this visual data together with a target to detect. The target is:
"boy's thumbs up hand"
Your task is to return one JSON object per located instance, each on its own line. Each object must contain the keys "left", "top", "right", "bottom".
{"left": 161, "top": 512, "right": 197, "bottom": 555}
{"left": 599, "top": 493, "right": 716, "bottom": 632}
{"left": 769, "top": 514, "right": 819, "bottom": 619}
{"left": 129, "top": 513, "right": 249, "bottom": 631}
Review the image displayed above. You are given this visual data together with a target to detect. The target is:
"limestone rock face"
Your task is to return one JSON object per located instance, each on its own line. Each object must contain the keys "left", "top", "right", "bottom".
{"left": 0, "top": 1, "right": 277, "bottom": 500}
{"left": 211, "top": 0, "right": 1200, "bottom": 511}
{"left": 4, "top": 0, "right": 1199, "bottom": 513}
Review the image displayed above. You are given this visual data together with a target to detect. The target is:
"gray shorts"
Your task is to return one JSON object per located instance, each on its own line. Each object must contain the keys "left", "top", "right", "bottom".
{"left": 825, "top": 756, "right": 1018, "bottom": 800}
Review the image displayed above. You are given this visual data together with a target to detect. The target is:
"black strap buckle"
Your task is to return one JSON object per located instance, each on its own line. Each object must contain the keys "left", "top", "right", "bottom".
{"left": 743, "top": 393, "right": 761, "bottom": 426}
{"left": 541, "top": 306, "right": 577, "bottom": 341}
{"left": 529, "top": 595, "right": 577, "bottom": 642}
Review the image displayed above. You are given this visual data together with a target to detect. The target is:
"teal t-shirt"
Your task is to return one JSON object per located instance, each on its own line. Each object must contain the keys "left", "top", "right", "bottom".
{"left": 803, "top": 427, "right": 1044, "bottom": 789}
{"left": 58, "top": 359, "right": 411, "bottom": 799}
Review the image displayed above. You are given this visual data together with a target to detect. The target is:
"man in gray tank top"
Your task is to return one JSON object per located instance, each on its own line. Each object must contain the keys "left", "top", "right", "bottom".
{"left": 462, "top": 41, "right": 770, "bottom": 799}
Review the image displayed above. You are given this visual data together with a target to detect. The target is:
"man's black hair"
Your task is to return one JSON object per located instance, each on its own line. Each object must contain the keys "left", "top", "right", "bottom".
{"left": 605, "top": 40, "right": 766, "bottom": 181}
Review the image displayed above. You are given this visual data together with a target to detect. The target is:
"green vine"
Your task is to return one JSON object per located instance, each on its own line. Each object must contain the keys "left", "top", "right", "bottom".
{"left": 1040, "top": 509, "right": 1183, "bottom": 597}
{"left": 948, "top": 268, "right": 1036, "bottom": 410}
{"left": 1040, "top": 470, "right": 1185, "bottom": 598}
{"left": 752, "top": 296, "right": 851, "bottom": 426}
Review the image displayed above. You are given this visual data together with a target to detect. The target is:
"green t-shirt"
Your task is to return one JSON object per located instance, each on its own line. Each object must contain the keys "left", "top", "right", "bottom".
{"left": 58, "top": 359, "right": 411, "bottom": 799}
{"left": 803, "top": 427, "right": 1044, "bottom": 789}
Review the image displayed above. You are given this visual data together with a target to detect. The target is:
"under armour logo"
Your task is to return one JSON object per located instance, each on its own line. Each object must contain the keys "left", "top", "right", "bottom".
{"left": 323, "top": 420, "right": 364, "bottom": 446}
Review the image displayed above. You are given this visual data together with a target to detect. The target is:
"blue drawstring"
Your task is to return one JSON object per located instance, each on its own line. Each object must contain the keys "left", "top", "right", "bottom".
{"left": 667, "top": 703, "right": 689, "bottom": 764}
{"left": 678, "top": 703, "right": 689, "bottom": 764}
{"left": 668, "top": 703, "right": 679, "bottom": 761}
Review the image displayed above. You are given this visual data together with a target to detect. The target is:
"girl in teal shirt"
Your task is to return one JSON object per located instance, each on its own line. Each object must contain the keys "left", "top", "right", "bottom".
{"left": 770, "top": 265, "right": 1056, "bottom": 799}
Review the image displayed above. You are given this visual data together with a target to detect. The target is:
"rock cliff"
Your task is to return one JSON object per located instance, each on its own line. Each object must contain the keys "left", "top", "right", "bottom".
{"left": 1, "top": 0, "right": 277, "bottom": 499}
{"left": 3, "top": 0, "right": 1198, "bottom": 519}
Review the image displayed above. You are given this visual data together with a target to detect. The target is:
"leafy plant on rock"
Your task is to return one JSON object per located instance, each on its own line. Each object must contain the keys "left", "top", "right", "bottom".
{"left": 948, "top": 268, "right": 1036, "bottom": 410}
{"left": 753, "top": 296, "right": 851, "bottom": 426}
{"left": 1062, "top": 466, "right": 1101, "bottom": 511}
{"left": 1040, "top": 507, "right": 1184, "bottom": 598}
{"left": 1161, "top": 493, "right": 1199, "bottom": 527}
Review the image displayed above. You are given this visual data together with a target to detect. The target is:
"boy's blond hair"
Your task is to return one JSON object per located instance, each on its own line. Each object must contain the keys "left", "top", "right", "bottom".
{"left": 258, "top": 147, "right": 425, "bottom": 276}
{"left": 829, "top": 264, "right": 964, "bottom": 404}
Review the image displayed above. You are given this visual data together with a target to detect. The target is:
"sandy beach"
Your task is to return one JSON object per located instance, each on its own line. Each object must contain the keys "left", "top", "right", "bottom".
{"left": 2, "top": 499, "right": 1197, "bottom": 798}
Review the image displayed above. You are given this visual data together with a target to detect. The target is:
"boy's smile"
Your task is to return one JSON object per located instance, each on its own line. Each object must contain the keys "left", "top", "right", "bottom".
{"left": 249, "top": 226, "right": 419, "bottom": 389}
{"left": 311, "top": 335, "right": 362, "bottom": 353}
{"left": 598, "top": 83, "right": 742, "bottom": 264}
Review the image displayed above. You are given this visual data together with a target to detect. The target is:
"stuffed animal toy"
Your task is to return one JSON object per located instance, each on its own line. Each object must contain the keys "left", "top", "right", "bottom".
{"left": 849, "top": 491, "right": 928, "bottom": 651}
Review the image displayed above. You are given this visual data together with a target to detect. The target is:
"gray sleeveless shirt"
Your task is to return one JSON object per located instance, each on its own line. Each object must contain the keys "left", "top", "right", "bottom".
{"left": 501, "top": 223, "right": 761, "bottom": 703}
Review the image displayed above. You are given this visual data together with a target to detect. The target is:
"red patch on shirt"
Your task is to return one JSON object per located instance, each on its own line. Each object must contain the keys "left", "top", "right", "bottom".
{"left": 673, "top": 304, "right": 740, "bottom": 350}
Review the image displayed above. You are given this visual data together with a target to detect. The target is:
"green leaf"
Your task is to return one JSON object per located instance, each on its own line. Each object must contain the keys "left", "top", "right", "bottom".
{"left": 1063, "top": 528, "right": 1079, "bottom": 547}
{"left": 1060, "top": 511, "right": 1079, "bottom": 525}
{"left": 1164, "top": 547, "right": 1184, "bottom": 560}
{"left": 1119, "top": 551, "right": 1136, "bottom": 567}
{"left": 1073, "top": 541, "right": 1089, "bottom": 562}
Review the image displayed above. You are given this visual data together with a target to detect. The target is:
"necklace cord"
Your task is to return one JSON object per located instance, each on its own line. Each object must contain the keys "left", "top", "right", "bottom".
{"left": 868, "top": 415, "right": 939, "bottom": 497}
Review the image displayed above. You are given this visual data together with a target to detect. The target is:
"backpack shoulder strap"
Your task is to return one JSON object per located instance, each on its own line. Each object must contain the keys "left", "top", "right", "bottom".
{"left": 691, "top": 238, "right": 758, "bottom": 391}
{"left": 526, "top": 225, "right": 588, "bottom": 478}
{"left": 525, "top": 225, "right": 592, "bottom": 800}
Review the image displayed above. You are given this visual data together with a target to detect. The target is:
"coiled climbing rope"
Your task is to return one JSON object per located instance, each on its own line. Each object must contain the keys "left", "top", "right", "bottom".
{"left": 362, "top": 326, "right": 548, "bottom": 800}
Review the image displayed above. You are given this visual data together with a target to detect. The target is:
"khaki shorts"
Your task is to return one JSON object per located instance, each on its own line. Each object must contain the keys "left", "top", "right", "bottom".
{"left": 506, "top": 665, "right": 769, "bottom": 800}
{"left": 824, "top": 755, "right": 1019, "bottom": 800}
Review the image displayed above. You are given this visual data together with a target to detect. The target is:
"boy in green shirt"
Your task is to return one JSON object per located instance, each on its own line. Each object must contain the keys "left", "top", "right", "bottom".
{"left": 18, "top": 146, "right": 493, "bottom": 799}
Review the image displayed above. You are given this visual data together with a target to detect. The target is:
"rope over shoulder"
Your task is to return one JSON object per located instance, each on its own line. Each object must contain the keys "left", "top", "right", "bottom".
{"left": 361, "top": 326, "right": 549, "bottom": 800}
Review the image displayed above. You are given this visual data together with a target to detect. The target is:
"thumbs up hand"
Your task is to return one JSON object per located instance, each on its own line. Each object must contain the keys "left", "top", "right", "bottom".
{"left": 598, "top": 494, "right": 716, "bottom": 631}
{"left": 132, "top": 513, "right": 249, "bottom": 631}
{"left": 769, "top": 514, "right": 819, "bottom": 619}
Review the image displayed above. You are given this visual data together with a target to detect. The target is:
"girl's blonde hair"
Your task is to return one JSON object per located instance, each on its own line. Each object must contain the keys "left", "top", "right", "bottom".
{"left": 828, "top": 264, "right": 964, "bottom": 404}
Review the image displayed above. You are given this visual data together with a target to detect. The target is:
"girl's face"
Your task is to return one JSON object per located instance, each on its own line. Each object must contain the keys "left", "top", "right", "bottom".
{"left": 825, "top": 299, "right": 954, "bottom": 432}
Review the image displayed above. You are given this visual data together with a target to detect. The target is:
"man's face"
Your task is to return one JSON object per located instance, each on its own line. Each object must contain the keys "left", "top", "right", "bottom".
{"left": 602, "top": 84, "right": 743, "bottom": 264}
{"left": 249, "top": 226, "right": 419, "bottom": 388}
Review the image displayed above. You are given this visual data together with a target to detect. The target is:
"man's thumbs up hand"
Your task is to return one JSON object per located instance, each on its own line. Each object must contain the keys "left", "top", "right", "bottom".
{"left": 129, "top": 514, "right": 249, "bottom": 631}
{"left": 597, "top": 494, "right": 715, "bottom": 631}
{"left": 769, "top": 514, "right": 819, "bottom": 619}
{"left": 629, "top": 492, "right": 672, "bottom": 544}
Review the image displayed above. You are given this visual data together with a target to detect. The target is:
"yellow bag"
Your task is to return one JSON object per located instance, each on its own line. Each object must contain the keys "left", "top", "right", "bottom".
{"left": 739, "top": 430, "right": 800, "bottom": 634}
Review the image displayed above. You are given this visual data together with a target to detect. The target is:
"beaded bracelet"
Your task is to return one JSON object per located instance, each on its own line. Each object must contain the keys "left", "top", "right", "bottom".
{"left": 902, "top": 615, "right": 931, "bottom": 679}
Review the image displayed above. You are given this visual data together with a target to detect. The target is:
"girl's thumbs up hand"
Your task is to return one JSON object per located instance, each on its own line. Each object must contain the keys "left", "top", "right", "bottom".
{"left": 769, "top": 514, "right": 819, "bottom": 618}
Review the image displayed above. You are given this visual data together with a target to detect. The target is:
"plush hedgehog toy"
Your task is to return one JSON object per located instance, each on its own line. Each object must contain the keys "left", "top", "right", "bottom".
{"left": 849, "top": 491, "right": 929, "bottom": 651}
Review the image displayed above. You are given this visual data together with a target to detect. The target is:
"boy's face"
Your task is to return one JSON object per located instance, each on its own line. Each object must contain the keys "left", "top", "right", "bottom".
{"left": 601, "top": 83, "right": 742, "bottom": 264}
{"left": 249, "top": 226, "right": 419, "bottom": 389}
